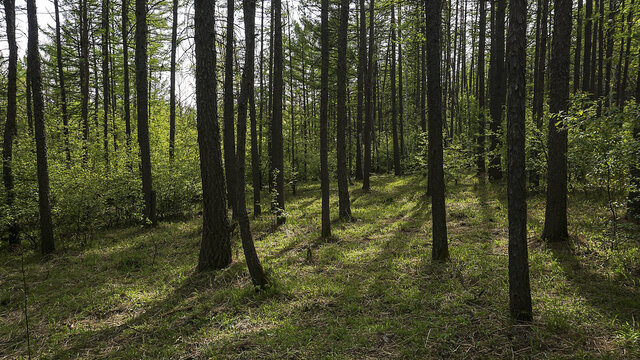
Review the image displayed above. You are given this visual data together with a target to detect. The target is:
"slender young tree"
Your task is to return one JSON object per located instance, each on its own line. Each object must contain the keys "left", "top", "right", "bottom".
{"left": 337, "top": 0, "right": 352, "bottom": 219}
{"left": 135, "top": 0, "right": 157, "bottom": 225}
{"left": 123, "top": 0, "right": 131, "bottom": 153}
{"left": 102, "top": 0, "right": 111, "bottom": 171}
{"left": 3, "top": 0, "right": 19, "bottom": 245}
{"left": 488, "top": 0, "right": 505, "bottom": 180}
{"left": 363, "top": 0, "right": 375, "bottom": 191}
{"left": 272, "top": 0, "right": 286, "bottom": 223}
{"left": 476, "top": 0, "right": 487, "bottom": 174}
{"left": 543, "top": 0, "right": 573, "bottom": 242}
{"left": 574, "top": 0, "right": 583, "bottom": 92}
{"left": 629, "top": 49, "right": 640, "bottom": 220}
{"left": 54, "top": 0, "right": 71, "bottom": 164}
{"left": 356, "top": 0, "right": 367, "bottom": 180}
{"left": 426, "top": 0, "right": 449, "bottom": 261}
{"left": 223, "top": 0, "right": 237, "bottom": 212}
{"left": 506, "top": 0, "right": 533, "bottom": 321}
{"left": 81, "top": 0, "right": 90, "bottom": 163}
{"left": 27, "top": 0, "right": 55, "bottom": 255}
{"left": 320, "top": 0, "right": 331, "bottom": 237}
{"left": 583, "top": 0, "right": 593, "bottom": 93}
{"left": 195, "top": 0, "right": 232, "bottom": 271}
{"left": 398, "top": 5, "right": 404, "bottom": 158}
{"left": 169, "top": 0, "right": 178, "bottom": 162}
{"left": 390, "top": 4, "right": 401, "bottom": 176}
{"left": 232, "top": 0, "right": 269, "bottom": 286}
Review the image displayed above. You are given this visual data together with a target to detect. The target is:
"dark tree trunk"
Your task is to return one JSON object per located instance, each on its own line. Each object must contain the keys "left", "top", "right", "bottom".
{"left": 543, "top": 0, "right": 573, "bottom": 242}
{"left": 81, "top": 0, "right": 90, "bottom": 163}
{"left": 398, "top": 5, "right": 404, "bottom": 159}
{"left": 603, "top": 0, "right": 615, "bottom": 106}
{"left": 223, "top": 0, "right": 237, "bottom": 212}
{"left": 195, "top": 0, "right": 233, "bottom": 272}
{"left": 583, "top": 0, "right": 593, "bottom": 93}
{"left": 26, "top": 72, "right": 33, "bottom": 134}
{"left": 356, "top": 0, "right": 366, "bottom": 181}
{"left": 596, "top": 0, "right": 604, "bottom": 102}
{"left": 27, "top": 0, "right": 55, "bottom": 255}
{"left": 476, "top": 0, "right": 487, "bottom": 174}
{"left": 391, "top": 5, "right": 401, "bottom": 176}
{"left": 337, "top": 0, "right": 352, "bottom": 219}
{"left": 320, "top": 0, "right": 331, "bottom": 237}
{"left": 123, "top": 0, "right": 131, "bottom": 154}
{"left": 272, "top": 0, "right": 286, "bottom": 224}
{"left": 135, "top": 0, "right": 157, "bottom": 225}
{"left": 3, "top": 0, "right": 19, "bottom": 245}
{"left": 628, "top": 48, "right": 640, "bottom": 220}
{"left": 255, "top": 0, "right": 265, "bottom": 215}
{"left": 54, "top": 0, "right": 71, "bottom": 164}
{"left": 488, "top": 0, "right": 506, "bottom": 181}
{"left": 232, "top": 0, "right": 269, "bottom": 286}
{"left": 618, "top": 0, "right": 634, "bottom": 106}
{"left": 426, "top": 0, "right": 449, "bottom": 261}
{"left": 506, "top": 0, "right": 533, "bottom": 322}
{"left": 102, "top": 0, "right": 111, "bottom": 172}
{"left": 363, "top": 0, "right": 374, "bottom": 191}
{"left": 169, "top": 0, "right": 178, "bottom": 162}
{"left": 590, "top": 0, "right": 598, "bottom": 93}
{"left": 574, "top": 0, "right": 583, "bottom": 92}
{"left": 530, "top": 0, "right": 549, "bottom": 185}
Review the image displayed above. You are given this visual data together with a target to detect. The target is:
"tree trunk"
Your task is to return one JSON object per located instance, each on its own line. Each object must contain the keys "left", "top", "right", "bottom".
{"left": 356, "top": 0, "right": 366, "bottom": 181}
{"left": 3, "top": 0, "right": 19, "bottom": 245}
{"left": 320, "top": 0, "right": 331, "bottom": 237}
{"left": 628, "top": 48, "right": 640, "bottom": 220}
{"left": 574, "top": 0, "right": 583, "bottom": 92}
{"left": 488, "top": 0, "right": 506, "bottom": 181}
{"left": 272, "top": 0, "right": 286, "bottom": 224}
{"left": 169, "top": 0, "right": 178, "bottom": 162}
{"left": 135, "top": 0, "right": 157, "bottom": 225}
{"left": 27, "top": 0, "right": 55, "bottom": 255}
{"left": 223, "top": 0, "right": 237, "bottom": 213}
{"left": 543, "top": 0, "right": 573, "bottom": 242}
{"left": 391, "top": 5, "right": 401, "bottom": 176}
{"left": 195, "top": 0, "right": 233, "bottom": 272}
{"left": 123, "top": 0, "right": 131, "bottom": 154}
{"left": 102, "top": 0, "right": 111, "bottom": 172}
{"left": 398, "top": 5, "right": 404, "bottom": 159}
{"left": 618, "top": 0, "right": 633, "bottom": 106}
{"left": 583, "top": 0, "right": 593, "bottom": 93}
{"left": 476, "top": 0, "right": 487, "bottom": 174}
{"left": 426, "top": 0, "right": 449, "bottom": 261}
{"left": 54, "top": 0, "right": 71, "bottom": 164}
{"left": 337, "top": 0, "right": 353, "bottom": 219}
{"left": 506, "top": 0, "right": 533, "bottom": 322}
{"left": 81, "top": 0, "right": 90, "bottom": 163}
{"left": 363, "top": 0, "right": 374, "bottom": 191}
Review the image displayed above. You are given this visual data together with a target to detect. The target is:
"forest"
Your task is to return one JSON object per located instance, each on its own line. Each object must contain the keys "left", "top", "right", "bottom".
{"left": 0, "top": 0, "right": 639, "bottom": 357}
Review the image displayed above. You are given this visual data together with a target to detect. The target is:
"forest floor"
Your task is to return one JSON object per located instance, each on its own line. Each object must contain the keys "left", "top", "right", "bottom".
{"left": 1, "top": 174, "right": 639, "bottom": 359}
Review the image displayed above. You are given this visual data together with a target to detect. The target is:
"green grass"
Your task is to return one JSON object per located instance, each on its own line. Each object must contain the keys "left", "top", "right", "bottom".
{"left": 1, "top": 174, "right": 639, "bottom": 359}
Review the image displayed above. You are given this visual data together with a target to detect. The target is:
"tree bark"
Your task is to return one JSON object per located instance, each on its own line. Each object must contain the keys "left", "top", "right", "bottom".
{"left": 574, "top": 0, "right": 583, "bottom": 92}
{"left": 3, "top": 0, "right": 19, "bottom": 245}
{"left": 223, "top": 0, "right": 237, "bottom": 213}
{"left": 583, "top": 0, "right": 593, "bottom": 93}
{"left": 27, "top": 0, "right": 55, "bottom": 255}
{"left": 543, "top": 0, "right": 573, "bottom": 242}
{"left": 320, "top": 0, "right": 331, "bottom": 237}
{"left": 426, "top": 0, "right": 449, "bottom": 261}
{"left": 272, "top": 0, "right": 286, "bottom": 224}
{"left": 81, "top": 0, "right": 90, "bottom": 163}
{"left": 337, "top": 0, "right": 353, "bottom": 219}
{"left": 169, "top": 0, "right": 178, "bottom": 162}
{"left": 102, "top": 0, "right": 111, "bottom": 172}
{"left": 122, "top": 0, "right": 131, "bottom": 154}
{"left": 476, "top": 0, "right": 487, "bottom": 174}
{"left": 54, "top": 0, "right": 71, "bottom": 164}
{"left": 195, "top": 0, "right": 233, "bottom": 271}
{"left": 363, "top": 0, "right": 375, "bottom": 191}
{"left": 488, "top": 0, "right": 506, "bottom": 181}
{"left": 506, "top": 0, "right": 533, "bottom": 321}
{"left": 391, "top": 5, "right": 401, "bottom": 176}
{"left": 135, "top": 0, "right": 157, "bottom": 225}
{"left": 356, "top": 0, "right": 367, "bottom": 181}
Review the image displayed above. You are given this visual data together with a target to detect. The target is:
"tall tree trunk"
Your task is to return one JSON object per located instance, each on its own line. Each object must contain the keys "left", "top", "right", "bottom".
{"left": 356, "top": 0, "right": 366, "bottom": 181}
{"left": 169, "top": 0, "right": 178, "bottom": 162}
{"left": 426, "top": 0, "right": 449, "bottom": 261}
{"left": 603, "top": 0, "right": 615, "bottom": 106}
{"left": 255, "top": 0, "right": 265, "bottom": 215}
{"left": 531, "top": 0, "right": 549, "bottom": 185}
{"left": 54, "top": 0, "right": 71, "bottom": 164}
{"left": 123, "top": 0, "right": 131, "bottom": 154}
{"left": 583, "top": 0, "right": 593, "bottom": 92}
{"left": 363, "top": 0, "right": 374, "bottom": 191}
{"left": 574, "top": 0, "right": 583, "bottom": 92}
{"left": 27, "top": 0, "right": 55, "bottom": 255}
{"left": 3, "top": 0, "right": 19, "bottom": 245}
{"left": 320, "top": 0, "right": 331, "bottom": 237}
{"left": 596, "top": 0, "right": 604, "bottom": 102}
{"left": 81, "top": 0, "right": 90, "bottom": 163}
{"left": 398, "top": 5, "right": 404, "bottom": 159}
{"left": 232, "top": 0, "right": 269, "bottom": 286}
{"left": 476, "top": 0, "right": 487, "bottom": 174}
{"left": 102, "top": 0, "right": 111, "bottom": 172}
{"left": 391, "top": 5, "right": 401, "bottom": 176}
{"left": 337, "top": 0, "right": 353, "bottom": 219}
{"left": 506, "top": 0, "right": 533, "bottom": 322}
{"left": 194, "top": 0, "right": 233, "bottom": 271}
{"left": 628, "top": 47, "right": 640, "bottom": 220}
{"left": 135, "top": 0, "right": 157, "bottom": 225}
{"left": 272, "top": 0, "right": 286, "bottom": 224}
{"left": 223, "top": 0, "right": 237, "bottom": 212}
{"left": 488, "top": 0, "right": 506, "bottom": 180}
{"left": 543, "top": 0, "right": 573, "bottom": 242}
{"left": 618, "top": 0, "right": 634, "bottom": 106}
{"left": 590, "top": 0, "right": 598, "bottom": 93}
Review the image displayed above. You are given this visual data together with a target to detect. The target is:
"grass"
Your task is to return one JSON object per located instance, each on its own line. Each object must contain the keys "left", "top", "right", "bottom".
{"left": 1, "top": 174, "right": 639, "bottom": 359}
